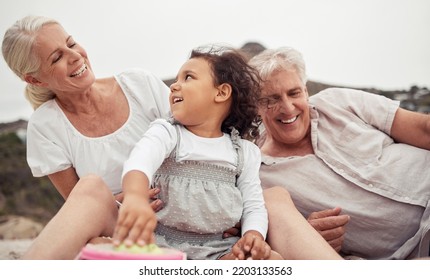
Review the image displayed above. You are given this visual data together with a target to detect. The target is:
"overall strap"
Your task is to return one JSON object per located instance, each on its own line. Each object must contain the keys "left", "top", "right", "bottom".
{"left": 167, "top": 119, "right": 243, "bottom": 178}
{"left": 167, "top": 117, "right": 181, "bottom": 160}
{"left": 229, "top": 127, "right": 244, "bottom": 178}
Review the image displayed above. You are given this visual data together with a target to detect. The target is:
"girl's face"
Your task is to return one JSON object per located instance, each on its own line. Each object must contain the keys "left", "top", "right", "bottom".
{"left": 27, "top": 23, "right": 95, "bottom": 94}
{"left": 169, "top": 57, "right": 219, "bottom": 126}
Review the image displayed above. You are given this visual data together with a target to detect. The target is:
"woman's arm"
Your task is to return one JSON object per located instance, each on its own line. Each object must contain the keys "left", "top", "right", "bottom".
{"left": 48, "top": 166, "right": 164, "bottom": 212}
{"left": 390, "top": 108, "right": 430, "bottom": 150}
{"left": 48, "top": 167, "right": 79, "bottom": 200}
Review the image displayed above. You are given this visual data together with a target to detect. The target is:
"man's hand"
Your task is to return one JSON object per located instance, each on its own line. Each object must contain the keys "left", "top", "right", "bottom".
{"left": 307, "top": 207, "right": 350, "bottom": 252}
{"left": 222, "top": 222, "right": 241, "bottom": 238}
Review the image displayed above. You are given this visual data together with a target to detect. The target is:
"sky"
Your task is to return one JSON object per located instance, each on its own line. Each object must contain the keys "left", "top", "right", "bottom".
{"left": 1, "top": 0, "right": 429, "bottom": 123}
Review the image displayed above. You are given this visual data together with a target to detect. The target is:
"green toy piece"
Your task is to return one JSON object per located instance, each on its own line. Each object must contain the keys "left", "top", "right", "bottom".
{"left": 114, "top": 243, "right": 163, "bottom": 254}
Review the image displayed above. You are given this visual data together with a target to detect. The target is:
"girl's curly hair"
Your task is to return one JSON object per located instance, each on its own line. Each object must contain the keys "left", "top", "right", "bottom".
{"left": 190, "top": 45, "right": 262, "bottom": 140}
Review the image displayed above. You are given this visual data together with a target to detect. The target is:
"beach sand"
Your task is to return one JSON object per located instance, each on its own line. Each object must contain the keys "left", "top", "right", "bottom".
{"left": 0, "top": 215, "right": 42, "bottom": 260}
{"left": 0, "top": 239, "right": 33, "bottom": 260}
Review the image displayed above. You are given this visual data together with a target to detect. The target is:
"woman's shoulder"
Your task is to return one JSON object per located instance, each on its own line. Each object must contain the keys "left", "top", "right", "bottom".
{"left": 27, "top": 100, "right": 72, "bottom": 142}
{"left": 115, "top": 68, "right": 163, "bottom": 85}
{"left": 115, "top": 67, "right": 170, "bottom": 100}
{"left": 28, "top": 99, "right": 62, "bottom": 128}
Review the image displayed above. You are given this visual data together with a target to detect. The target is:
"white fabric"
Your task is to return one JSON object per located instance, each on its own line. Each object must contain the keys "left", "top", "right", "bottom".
{"left": 260, "top": 88, "right": 430, "bottom": 259}
{"left": 123, "top": 118, "right": 268, "bottom": 238}
{"left": 26, "top": 68, "right": 171, "bottom": 194}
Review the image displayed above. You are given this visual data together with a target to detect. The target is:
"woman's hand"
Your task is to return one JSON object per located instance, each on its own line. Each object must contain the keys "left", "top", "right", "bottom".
{"left": 115, "top": 187, "right": 164, "bottom": 212}
{"left": 307, "top": 207, "right": 349, "bottom": 252}
{"left": 148, "top": 187, "right": 164, "bottom": 212}
{"left": 231, "top": 230, "right": 271, "bottom": 260}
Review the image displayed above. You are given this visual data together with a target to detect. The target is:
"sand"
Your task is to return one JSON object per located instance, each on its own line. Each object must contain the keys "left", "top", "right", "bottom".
{"left": 0, "top": 239, "right": 33, "bottom": 260}
{"left": 0, "top": 215, "right": 43, "bottom": 260}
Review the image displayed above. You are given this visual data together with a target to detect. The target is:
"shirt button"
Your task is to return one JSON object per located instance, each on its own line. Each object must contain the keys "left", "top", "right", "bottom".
{"left": 368, "top": 183, "right": 373, "bottom": 187}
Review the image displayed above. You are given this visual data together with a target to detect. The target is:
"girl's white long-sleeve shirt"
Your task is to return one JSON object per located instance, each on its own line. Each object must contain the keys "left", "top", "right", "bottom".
{"left": 123, "top": 118, "right": 268, "bottom": 238}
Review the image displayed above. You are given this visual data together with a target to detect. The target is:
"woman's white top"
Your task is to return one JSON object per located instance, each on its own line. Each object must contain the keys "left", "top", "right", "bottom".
{"left": 26, "top": 68, "right": 171, "bottom": 194}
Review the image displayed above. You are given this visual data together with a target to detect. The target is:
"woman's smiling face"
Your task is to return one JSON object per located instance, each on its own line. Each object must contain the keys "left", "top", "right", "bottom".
{"left": 29, "top": 23, "right": 95, "bottom": 94}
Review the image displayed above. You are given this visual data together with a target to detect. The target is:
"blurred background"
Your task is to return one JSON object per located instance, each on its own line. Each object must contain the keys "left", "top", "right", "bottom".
{"left": 1, "top": 0, "right": 429, "bottom": 122}
{"left": 0, "top": 0, "right": 429, "bottom": 242}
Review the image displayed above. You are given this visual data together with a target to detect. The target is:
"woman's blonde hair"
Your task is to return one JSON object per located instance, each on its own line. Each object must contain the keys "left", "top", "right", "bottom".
{"left": 2, "top": 15, "right": 59, "bottom": 109}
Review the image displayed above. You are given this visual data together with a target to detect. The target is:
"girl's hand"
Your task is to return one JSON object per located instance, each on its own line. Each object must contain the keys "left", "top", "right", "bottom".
{"left": 113, "top": 193, "right": 157, "bottom": 247}
{"left": 231, "top": 230, "right": 271, "bottom": 260}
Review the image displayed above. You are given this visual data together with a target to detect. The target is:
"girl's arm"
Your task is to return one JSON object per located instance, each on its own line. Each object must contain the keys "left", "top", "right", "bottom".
{"left": 113, "top": 170, "right": 156, "bottom": 246}
{"left": 237, "top": 141, "right": 268, "bottom": 238}
{"left": 113, "top": 120, "right": 176, "bottom": 246}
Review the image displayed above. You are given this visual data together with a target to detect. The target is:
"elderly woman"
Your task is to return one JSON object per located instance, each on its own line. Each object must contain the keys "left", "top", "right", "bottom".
{"left": 2, "top": 16, "right": 341, "bottom": 259}
{"left": 249, "top": 47, "right": 430, "bottom": 259}
{"left": 2, "top": 15, "right": 170, "bottom": 259}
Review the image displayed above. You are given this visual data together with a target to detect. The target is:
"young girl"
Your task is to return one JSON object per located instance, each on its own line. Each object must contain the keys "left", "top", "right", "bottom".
{"left": 113, "top": 46, "right": 281, "bottom": 260}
